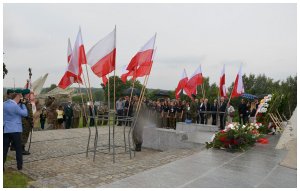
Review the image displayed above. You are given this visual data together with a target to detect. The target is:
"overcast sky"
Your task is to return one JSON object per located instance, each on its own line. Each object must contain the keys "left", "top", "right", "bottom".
{"left": 3, "top": 3, "right": 297, "bottom": 90}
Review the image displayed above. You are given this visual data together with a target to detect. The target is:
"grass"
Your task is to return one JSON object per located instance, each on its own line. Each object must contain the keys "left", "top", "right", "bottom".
{"left": 3, "top": 168, "right": 32, "bottom": 188}
{"left": 6, "top": 155, "right": 14, "bottom": 162}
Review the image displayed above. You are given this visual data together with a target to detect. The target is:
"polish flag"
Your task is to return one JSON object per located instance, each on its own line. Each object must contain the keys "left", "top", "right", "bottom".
{"left": 219, "top": 64, "right": 227, "bottom": 98}
{"left": 231, "top": 66, "right": 245, "bottom": 98}
{"left": 134, "top": 48, "right": 156, "bottom": 78}
{"left": 120, "top": 65, "right": 130, "bottom": 84}
{"left": 66, "top": 38, "right": 83, "bottom": 84}
{"left": 126, "top": 34, "right": 156, "bottom": 72}
{"left": 68, "top": 28, "right": 87, "bottom": 77}
{"left": 175, "top": 69, "right": 188, "bottom": 99}
{"left": 185, "top": 66, "right": 203, "bottom": 97}
{"left": 67, "top": 38, "right": 72, "bottom": 63}
{"left": 87, "top": 27, "right": 116, "bottom": 78}
{"left": 58, "top": 31, "right": 85, "bottom": 89}
{"left": 58, "top": 70, "right": 82, "bottom": 89}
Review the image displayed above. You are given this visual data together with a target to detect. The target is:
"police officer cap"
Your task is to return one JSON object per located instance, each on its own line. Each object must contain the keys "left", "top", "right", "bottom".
{"left": 22, "top": 89, "right": 31, "bottom": 96}
{"left": 7, "top": 89, "right": 14, "bottom": 94}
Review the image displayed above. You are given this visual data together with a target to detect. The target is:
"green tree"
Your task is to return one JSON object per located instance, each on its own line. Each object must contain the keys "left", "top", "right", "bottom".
{"left": 102, "top": 76, "right": 143, "bottom": 105}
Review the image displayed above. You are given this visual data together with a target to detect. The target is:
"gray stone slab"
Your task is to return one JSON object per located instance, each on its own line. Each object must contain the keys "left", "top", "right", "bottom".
{"left": 176, "top": 122, "right": 218, "bottom": 133}
{"left": 257, "top": 165, "right": 297, "bottom": 188}
{"left": 143, "top": 126, "right": 203, "bottom": 151}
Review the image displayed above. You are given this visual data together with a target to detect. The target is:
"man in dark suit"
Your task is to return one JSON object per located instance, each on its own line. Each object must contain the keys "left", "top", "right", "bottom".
{"left": 219, "top": 97, "right": 227, "bottom": 130}
{"left": 64, "top": 101, "right": 73, "bottom": 129}
{"left": 201, "top": 98, "right": 210, "bottom": 124}
{"left": 238, "top": 99, "right": 248, "bottom": 125}
{"left": 211, "top": 99, "right": 218, "bottom": 125}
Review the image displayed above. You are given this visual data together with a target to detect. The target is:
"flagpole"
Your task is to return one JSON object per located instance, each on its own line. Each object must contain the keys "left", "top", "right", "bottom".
{"left": 113, "top": 25, "right": 116, "bottom": 112}
{"left": 83, "top": 64, "right": 100, "bottom": 162}
{"left": 78, "top": 82, "right": 91, "bottom": 157}
{"left": 112, "top": 25, "right": 117, "bottom": 162}
{"left": 107, "top": 72, "right": 112, "bottom": 153}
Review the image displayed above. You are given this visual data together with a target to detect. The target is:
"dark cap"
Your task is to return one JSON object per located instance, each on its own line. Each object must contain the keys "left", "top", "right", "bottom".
{"left": 14, "top": 88, "right": 23, "bottom": 94}
{"left": 7, "top": 89, "right": 14, "bottom": 94}
{"left": 22, "top": 89, "right": 30, "bottom": 96}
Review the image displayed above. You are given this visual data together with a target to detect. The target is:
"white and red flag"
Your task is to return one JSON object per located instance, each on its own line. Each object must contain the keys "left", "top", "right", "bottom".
{"left": 58, "top": 28, "right": 86, "bottom": 89}
{"left": 87, "top": 27, "right": 116, "bottom": 78}
{"left": 175, "top": 69, "right": 188, "bottom": 99}
{"left": 134, "top": 47, "right": 156, "bottom": 79}
{"left": 219, "top": 64, "right": 227, "bottom": 98}
{"left": 120, "top": 65, "right": 130, "bottom": 84}
{"left": 231, "top": 65, "right": 245, "bottom": 98}
{"left": 185, "top": 65, "right": 203, "bottom": 97}
{"left": 68, "top": 27, "right": 87, "bottom": 77}
{"left": 58, "top": 70, "right": 82, "bottom": 89}
{"left": 126, "top": 34, "right": 156, "bottom": 73}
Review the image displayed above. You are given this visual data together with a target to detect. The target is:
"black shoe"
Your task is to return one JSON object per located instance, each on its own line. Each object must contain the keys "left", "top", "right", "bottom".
{"left": 22, "top": 151, "right": 31, "bottom": 155}
{"left": 135, "top": 144, "right": 142, "bottom": 152}
{"left": 17, "top": 166, "right": 22, "bottom": 170}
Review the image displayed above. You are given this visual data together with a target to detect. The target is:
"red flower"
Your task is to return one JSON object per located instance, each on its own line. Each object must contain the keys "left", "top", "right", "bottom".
{"left": 233, "top": 140, "right": 239, "bottom": 145}
{"left": 258, "top": 138, "right": 269, "bottom": 144}
{"left": 219, "top": 136, "right": 226, "bottom": 142}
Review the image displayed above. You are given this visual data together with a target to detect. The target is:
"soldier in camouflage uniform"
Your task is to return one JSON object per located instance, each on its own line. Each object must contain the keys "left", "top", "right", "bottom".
{"left": 168, "top": 101, "right": 176, "bottom": 129}
{"left": 72, "top": 103, "right": 81, "bottom": 128}
{"left": 45, "top": 96, "right": 58, "bottom": 130}
{"left": 161, "top": 100, "right": 169, "bottom": 128}
{"left": 21, "top": 89, "right": 34, "bottom": 155}
{"left": 82, "top": 104, "right": 88, "bottom": 127}
{"left": 175, "top": 101, "right": 184, "bottom": 128}
{"left": 97, "top": 105, "right": 103, "bottom": 126}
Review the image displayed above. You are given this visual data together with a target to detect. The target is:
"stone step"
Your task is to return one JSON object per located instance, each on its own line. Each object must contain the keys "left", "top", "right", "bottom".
{"left": 183, "top": 131, "right": 215, "bottom": 144}
{"left": 176, "top": 122, "right": 218, "bottom": 133}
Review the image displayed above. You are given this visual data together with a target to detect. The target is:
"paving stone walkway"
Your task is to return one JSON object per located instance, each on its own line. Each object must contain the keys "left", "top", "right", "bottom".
{"left": 5, "top": 126, "right": 204, "bottom": 188}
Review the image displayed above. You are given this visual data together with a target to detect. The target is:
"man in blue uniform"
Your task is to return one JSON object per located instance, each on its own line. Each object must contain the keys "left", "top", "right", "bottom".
{"left": 3, "top": 89, "right": 28, "bottom": 170}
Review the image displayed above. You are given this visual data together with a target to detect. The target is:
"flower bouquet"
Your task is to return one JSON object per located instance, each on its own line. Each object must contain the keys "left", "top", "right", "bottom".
{"left": 206, "top": 123, "right": 266, "bottom": 152}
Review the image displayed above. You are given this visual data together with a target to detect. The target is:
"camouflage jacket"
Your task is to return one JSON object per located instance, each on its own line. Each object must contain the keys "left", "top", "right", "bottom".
{"left": 190, "top": 101, "right": 198, "bottom": 117}
{"left": 22, "top": 100, "right": 34, "bottom": 130}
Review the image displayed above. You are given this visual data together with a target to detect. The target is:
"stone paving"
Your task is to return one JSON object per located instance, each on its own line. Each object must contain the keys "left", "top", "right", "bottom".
{"left": 6, "top": 126, "right": 204, "bottom": 188}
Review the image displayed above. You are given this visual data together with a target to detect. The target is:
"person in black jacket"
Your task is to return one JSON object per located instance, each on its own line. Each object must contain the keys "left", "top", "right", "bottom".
{"left": 211, "top": 99, "right": 218, "bottom": 125}
{"left": 201, "top": 98, "right": 210, "bottom": 124}
{"left": 64, "top": 101, "right": 73, "bottom": 129}
{"left": 219, "top": 97, "right": 227, "bottom": 130}
{"left": 238, "top": 99, "right": 248, "bottom": 125}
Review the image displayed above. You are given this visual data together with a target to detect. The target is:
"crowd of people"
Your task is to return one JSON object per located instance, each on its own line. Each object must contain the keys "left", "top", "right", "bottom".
{"left": 111, "top": 95, "right": 261, "bottom": 131}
